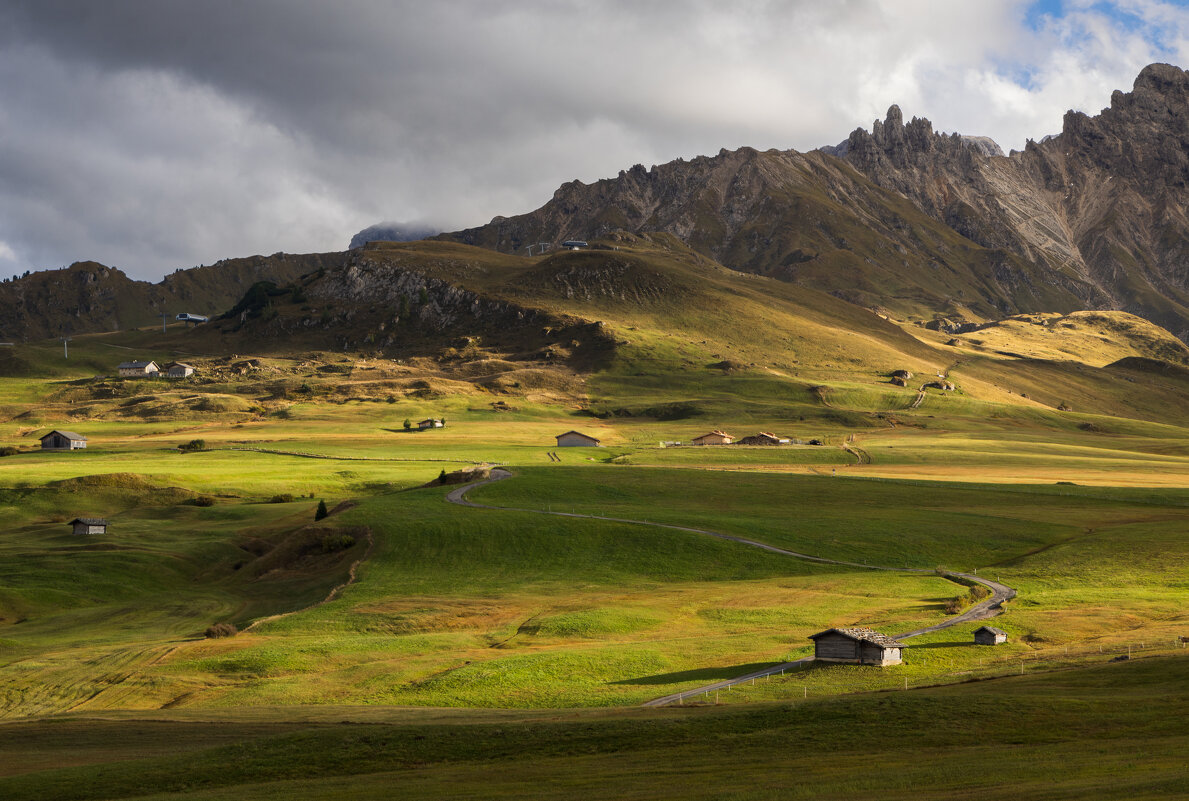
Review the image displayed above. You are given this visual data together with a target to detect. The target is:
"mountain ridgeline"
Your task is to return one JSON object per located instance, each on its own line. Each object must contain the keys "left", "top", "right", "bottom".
{"left": 1, "top": 63, "right": 1186, "bottom": 353}
{"left": 0, "top": 253, "right": 337, "bottom": 342}
{"left": 442, "top": 64, "right": 1189, "bottom": 340}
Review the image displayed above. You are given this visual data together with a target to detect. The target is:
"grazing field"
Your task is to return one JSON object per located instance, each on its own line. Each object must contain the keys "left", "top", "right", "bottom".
{"left": 1, "top": 308, "right": 1188, "bottom": 796}
{"left": 0, "top": 655, "right": 1185, "bottom": 800}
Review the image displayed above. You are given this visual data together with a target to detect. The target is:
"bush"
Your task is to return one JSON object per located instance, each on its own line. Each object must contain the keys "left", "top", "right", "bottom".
{"left": 314, "top": 499, "right": 329, "bottom": 521}
{"left": 178, "top": 439, "right": 206, "bottom": 452}
{"left": 191, "top": 495, "right": 216, "bottom": 507}
{"left": 320, "top": 533, "right": 356, "bottom": 553}
{"left": 204, "top": 622, "right": 238, "bottom": 638}
{"left": 269, "top": 493, "right": 295, "bottom": 503}
{"left": 403, "top": 418, "right": 412, "bottom": 430}
{"left": 0, "top": 446, "right": 19, "bottom": 457}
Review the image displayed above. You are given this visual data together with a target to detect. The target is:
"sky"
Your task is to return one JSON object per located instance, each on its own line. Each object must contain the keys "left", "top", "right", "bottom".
{"left": 0, "top": 0, "right": 1187, "bottom": 282}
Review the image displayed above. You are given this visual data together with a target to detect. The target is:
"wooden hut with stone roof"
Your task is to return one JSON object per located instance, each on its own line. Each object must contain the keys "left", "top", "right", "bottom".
{"left": 974, "top": 626, "right": 1007, "bottom": 645}
{"left": 809, "top": 626, "right": 905, "bottom": 665}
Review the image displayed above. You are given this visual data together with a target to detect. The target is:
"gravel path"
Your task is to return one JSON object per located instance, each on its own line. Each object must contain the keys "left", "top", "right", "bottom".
{"left": 446, "top": 468, "right": 1016, "bottom": 707}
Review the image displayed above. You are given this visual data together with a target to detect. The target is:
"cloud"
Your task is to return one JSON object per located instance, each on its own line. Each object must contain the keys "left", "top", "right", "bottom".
{"left": 0, "top": 0, "right": 1184, "bottom": 280}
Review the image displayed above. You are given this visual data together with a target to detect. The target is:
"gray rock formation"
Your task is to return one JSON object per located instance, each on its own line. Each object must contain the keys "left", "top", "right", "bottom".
{"left": 349, "top": 222, "right": 441, "bottom": 249}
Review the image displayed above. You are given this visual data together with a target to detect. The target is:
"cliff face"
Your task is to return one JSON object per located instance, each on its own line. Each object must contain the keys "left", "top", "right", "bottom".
{"left": 441, "top": 64, "right": 1189, "bottom": 338}
{"left": 839, "top": 63, "right": 1189, "bottom": 338}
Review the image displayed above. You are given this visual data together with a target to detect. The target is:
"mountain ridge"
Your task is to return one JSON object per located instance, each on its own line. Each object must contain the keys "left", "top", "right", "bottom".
{"left": 440, "top": 63, "right": 1189, "bottom": 339}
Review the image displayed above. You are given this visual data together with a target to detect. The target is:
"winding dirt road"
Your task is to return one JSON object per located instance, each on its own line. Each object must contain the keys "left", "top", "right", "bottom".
{"left": 447, "top": 468, "right": 1016, "bottom": 707}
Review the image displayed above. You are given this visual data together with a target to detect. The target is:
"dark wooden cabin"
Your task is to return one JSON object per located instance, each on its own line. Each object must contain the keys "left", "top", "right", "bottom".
{"left": 810, "top": 627, "right": 905, "bottom": 665}
{"left": 974, "top": 626, "right": 1007, "bottom": 645}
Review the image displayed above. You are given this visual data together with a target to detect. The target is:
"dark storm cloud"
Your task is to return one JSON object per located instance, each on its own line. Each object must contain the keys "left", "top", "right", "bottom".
{"left": 0, "top": 1, "right": 1184, "bottom": 279}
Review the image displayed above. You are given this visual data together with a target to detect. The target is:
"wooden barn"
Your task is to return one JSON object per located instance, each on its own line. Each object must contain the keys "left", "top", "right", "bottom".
{"left": 70, "top": 518, "right": 107, "bottom": 536}
{"left": 555, "top": 430, "right": 601, "bottom": 447}
{"left": 691, "top": 430, "right": 734, "bottom": 446}
{"left": 974, "top": 626, "right": 1007, "bottom": 645}
{"left": 40, "top": 430, "right": 87, "bottom": 451}
{"left": 118, "top": 360, "right": 160, "bottom": 378}
{"left": 165, "top": 362, "right": 195, "bottom": 378}
{"left": 738, "top": 432, "right": 790, "bottom": 446}
{"left": 809, "top": 627, "right": 905, "bottom": 665}
{"left": 418, "top": 418, "right": 444, "bottom": 430}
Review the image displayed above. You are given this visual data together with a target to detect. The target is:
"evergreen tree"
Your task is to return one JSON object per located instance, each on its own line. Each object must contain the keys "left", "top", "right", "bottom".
{"left": 315, "top": 499, "right": 328, "bottom": 521}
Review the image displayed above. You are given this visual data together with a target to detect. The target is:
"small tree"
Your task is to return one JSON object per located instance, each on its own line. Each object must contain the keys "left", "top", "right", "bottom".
{"left": 403, "top": 418, "right": 412, "bottom": 431}
{"left": 315, "top": 499, "right": 329, "bottom": 521}
{"left": 438, "top": 468, "right": 447, "bottom": 483}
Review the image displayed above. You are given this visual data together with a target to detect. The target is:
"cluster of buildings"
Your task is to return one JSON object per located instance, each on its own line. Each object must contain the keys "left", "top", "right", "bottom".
{"left": 554, "top": 429, "right": 797, "bottom": 448}
{"left": 117, "top": 360, "right": 195, "bottom": 379}
{"left": 809, "top": 625, "right": 1007, "bottom": 665}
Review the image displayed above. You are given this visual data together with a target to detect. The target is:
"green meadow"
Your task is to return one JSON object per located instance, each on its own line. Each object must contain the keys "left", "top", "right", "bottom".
{"left": 1, "top": 258, "right": 1187, "bottom": 796}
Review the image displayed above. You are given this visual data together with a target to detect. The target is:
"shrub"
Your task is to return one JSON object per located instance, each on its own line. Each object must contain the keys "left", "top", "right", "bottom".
{"left": 943, "top": 596, "right": 965, "bottom": 614}
{"left": 204, "top": 622, "right": 238, "bottom": 638}
{"left": 403, "top": 418, "right": 412, "bottom": 430}
{"left": 192, "top": 496, "right": 216, "bottom": 507}
{"left": 321, "top": 533, "right": 356, "bottom": 553}
{"left": 438, "top": 468, "right": 447, "bottom": 483}
{"left": 269, "top": 493, "right": 295, "bottom": 503}
{"left": 314, "top": 499, "right": 328, "bottom": 521}
{"left": 0, "top": 446, "right": 19, "bottom": 457}
{"left": 179, "top": 439, "right": 206, "bottom": 452}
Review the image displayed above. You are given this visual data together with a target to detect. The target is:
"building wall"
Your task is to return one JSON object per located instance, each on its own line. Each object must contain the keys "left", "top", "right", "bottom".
{"left": 813, "top": 633, "right": 861, "bottom": 661}
{"left": 72, "top": 523, "right": 105, "bottom": 535}
{"left": 975, "top": 631, "right": 1007, "bottom": 645}
{"left": 693, "top": 434, "right": 731, "bottom": 445}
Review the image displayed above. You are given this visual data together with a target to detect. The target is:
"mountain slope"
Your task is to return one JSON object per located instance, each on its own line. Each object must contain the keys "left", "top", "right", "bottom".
{"left": 0, "top": 253, "right": 337, "bottom": 342}
{"left": 440, "top": 64, "right": 1189, "bottom": 339}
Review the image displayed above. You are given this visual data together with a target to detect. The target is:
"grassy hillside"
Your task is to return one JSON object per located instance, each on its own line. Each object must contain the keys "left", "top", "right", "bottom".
{"left": 1, "top": 235, "right": 1188, "bottom": 796}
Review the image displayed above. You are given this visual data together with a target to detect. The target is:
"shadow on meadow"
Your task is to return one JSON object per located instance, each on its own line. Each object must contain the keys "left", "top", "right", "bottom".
{"left": 612, "top": 661, "right": 779, "bottom": 685}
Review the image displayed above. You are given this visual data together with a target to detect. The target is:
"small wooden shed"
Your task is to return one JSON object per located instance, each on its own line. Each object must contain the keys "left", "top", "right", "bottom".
{"left": 166, "top": 362, "right": 195, "bottom": 378}
{"left": 418, "top": 418, "right": 444, "bottom": 430}
{"left": 555, "top": 430, "right": 601, "bottom": 447}
{"left": 810, "top": 627, "right": 905, "bottom": 666}
{"left": 40, "top": 430, "right": 87, "bottom": 450}
{"left": 738, "top": 432, "right": 790, "bottom": 446}
{"left": 70, "top": 518, "right": 107, "bottom": 536}
{"left": 974, "top": 626, "right": 1007, "bottom": 645}
{"left": 691, "top": 430, "right": 733, "bottom": 446}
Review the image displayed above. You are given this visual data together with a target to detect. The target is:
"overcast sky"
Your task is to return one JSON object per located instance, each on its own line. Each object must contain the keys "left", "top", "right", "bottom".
{"left": 1, "top": 0, "right": 1186, "bottom": 281}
